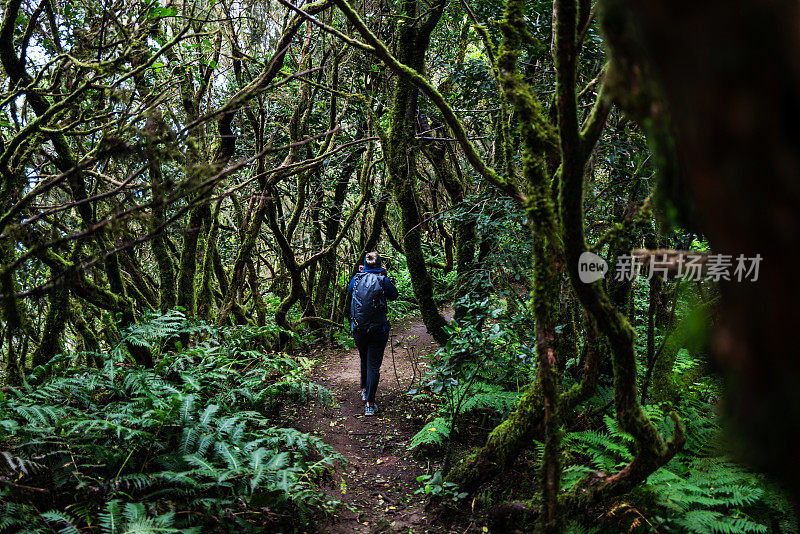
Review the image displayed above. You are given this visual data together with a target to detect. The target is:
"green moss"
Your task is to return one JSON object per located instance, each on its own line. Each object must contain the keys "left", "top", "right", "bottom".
{"left": 447, "top": 380, "right": 545, "bottom": 491}
{"left": 381, "top": 0, "right": 450, "bottom": 345}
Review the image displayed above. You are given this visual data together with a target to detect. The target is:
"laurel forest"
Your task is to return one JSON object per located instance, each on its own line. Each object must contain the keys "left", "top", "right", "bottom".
{"left": 1, "top": 0, "right": 799, "bottom": 532}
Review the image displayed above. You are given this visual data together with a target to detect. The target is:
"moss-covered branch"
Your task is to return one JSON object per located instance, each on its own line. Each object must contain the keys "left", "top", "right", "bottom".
{"left": 331, "top": 0, "right": 523, "bottom": 203}
{"left": 557, "top": 0, "right": 684, "bottom": 513}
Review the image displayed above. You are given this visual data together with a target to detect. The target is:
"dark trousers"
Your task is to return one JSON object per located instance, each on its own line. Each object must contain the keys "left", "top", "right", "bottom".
{"left": 354, "top": 328, "right": 389, "bottom": 404}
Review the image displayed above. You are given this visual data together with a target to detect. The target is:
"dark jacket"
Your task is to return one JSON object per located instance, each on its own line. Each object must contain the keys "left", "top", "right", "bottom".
{"left": 347, "top": 259, "right": 399, "bottom": 333}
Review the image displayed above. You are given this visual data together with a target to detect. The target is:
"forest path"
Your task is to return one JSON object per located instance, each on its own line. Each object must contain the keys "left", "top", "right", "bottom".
{"left": 291, "top": 311, "right": 452, "bottom": 533}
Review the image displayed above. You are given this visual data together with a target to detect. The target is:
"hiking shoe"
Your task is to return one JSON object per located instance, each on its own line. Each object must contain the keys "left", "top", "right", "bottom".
{"left": 361, "top": 389, "right": 367, "bottom": 402}
{"left": 365, "top": 404, "right": 378, "bottom": 416}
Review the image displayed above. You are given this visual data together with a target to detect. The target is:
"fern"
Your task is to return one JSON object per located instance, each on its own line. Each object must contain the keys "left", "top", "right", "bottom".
{"left": 457, "top": 382, "right": 521, "bottom": 415}
{"left": 40, "top": 511, "right": 81, "bottom": 534}
{"left": 120, "top": 309, "right": 201, "bottom": 354}
{"left": 0, "top": 451, "right": 46, "bottom": 477}
{"left": 0, "top": 313, "right": 343, "bottom": 532}
{"left": 566, "top": 428, "right": 633, "bottom": 471}
{"left": 99, "top": 500, "right": 123, "bottom": 534}
{"left": 563, "top": 520, "right": 601, "bottom": 534}
{"left": 409, "top": 417, "right": 451, "bottom": 450}
{"left": 673, "top": 510, "right": 767, "bottom": 534}
{"left": 560, "top": 396, "right": 794, "bottom": 533}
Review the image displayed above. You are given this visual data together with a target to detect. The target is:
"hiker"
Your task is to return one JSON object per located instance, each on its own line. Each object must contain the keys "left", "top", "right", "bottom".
{"left": 347, "top": 252, "right": 399, "bottom": 416}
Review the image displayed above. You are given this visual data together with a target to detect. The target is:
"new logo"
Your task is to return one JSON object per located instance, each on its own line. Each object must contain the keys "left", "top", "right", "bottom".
{"left": 578, "top": 251, "right": 608, "bottom": 283}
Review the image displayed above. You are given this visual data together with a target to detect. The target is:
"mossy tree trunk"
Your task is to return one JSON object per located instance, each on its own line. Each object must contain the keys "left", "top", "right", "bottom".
{"left": 383, "top": 0, "right": 450, "bottom": 346}
{"left": 30, "top": 242, "right": 82, "bottom": 368}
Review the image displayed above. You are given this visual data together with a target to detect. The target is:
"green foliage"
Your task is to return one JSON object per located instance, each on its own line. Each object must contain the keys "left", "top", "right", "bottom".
{"left": 0, "top": 312, "right": 341, "bottom": 533}
{"left": 407, "top": 287, "right": 531, "bottom": 457}
{"left": 563, "top": 521, "right": 600, "bottom": 534}
{"left": 562, "top": 403, "right": 796, "bottom": 533}
{"left": 647, "top": 459, "right": 773, "bottom": 533}
{"left": 402, "top": 281, "right": 532, "bottom": 471}
{"left": 408, "top": 379, "right": 522, "bottom": 453}
{"left": 332, "top": 325, "right": 356, "bottom": 349}
{"left": 383, "top": 254, "right": 417, "bottom": 321}
{"left": 414, "top": 471, "right": 468, "bottom": 502}
{"left": 457, "top": 382, "right": 522, "bottom": 414}
{"left": 446, "top": 59, "right": 498, "bottom": 107}
{"left": 409, "top": 416, "right": 451, "bottom": 450}
{"left": 120, "top": 308, "right": 206, "bottom": 355}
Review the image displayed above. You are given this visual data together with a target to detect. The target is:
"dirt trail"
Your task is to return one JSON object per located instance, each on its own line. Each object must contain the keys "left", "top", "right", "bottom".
{"left": 291, "top": 312, "right": 452, "bottom": 533}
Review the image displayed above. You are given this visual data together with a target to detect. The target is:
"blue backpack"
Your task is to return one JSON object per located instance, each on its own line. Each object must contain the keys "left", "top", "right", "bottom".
{"left": 350, "top": 272, "right": 388, "bottom": 334}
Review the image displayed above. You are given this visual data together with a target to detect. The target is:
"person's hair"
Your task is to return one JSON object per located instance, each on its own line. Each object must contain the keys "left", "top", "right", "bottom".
{"left": 365, "top": 251, "right": 380, "bottom": 269}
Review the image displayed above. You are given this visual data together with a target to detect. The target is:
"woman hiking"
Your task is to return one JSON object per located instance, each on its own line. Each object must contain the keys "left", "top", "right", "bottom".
{"left": 347, "top": 252, "right": 399, "bottom": 416}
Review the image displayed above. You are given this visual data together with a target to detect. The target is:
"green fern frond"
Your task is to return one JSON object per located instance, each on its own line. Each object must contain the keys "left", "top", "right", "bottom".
{"left": 409, "top": 417, "right": 450, "bottom": 450}
{"left": 0, "top": 451, "right": 46, "bottom": 478}
{"left": 214, "top": 442, "right": 240, "bottom": 471}
{"left": 40, "top": 510, "right": 81, "bottom": 534}
{"left": 99, "top": 499, "right": 122, "bottom": 534}
{"left": 458, "top": 386, "right": 521, "bottom": 415}
{"left": 0, "top": 312, "right": 343, "bottom": 532}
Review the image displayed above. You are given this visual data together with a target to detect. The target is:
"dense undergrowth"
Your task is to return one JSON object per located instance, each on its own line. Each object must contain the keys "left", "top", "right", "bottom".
{"left": 406, "top": 240, "right": 797, "bottom": 533}
{"left": 0, "top": 311, "right": 341, "bottom": 533}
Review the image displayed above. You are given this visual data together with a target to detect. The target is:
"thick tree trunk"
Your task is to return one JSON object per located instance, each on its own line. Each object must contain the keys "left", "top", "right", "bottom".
{"left": 384, "top": 0, "right": 450, "bottom": 346}
{"left": 30, "top": 279, "right": 69, "bottom": 368}
{"left": 423, "top": 140, "right": 475, "bottom": 322}
{"left": 176, "top": 204, "right": 210, "bottom": 315}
